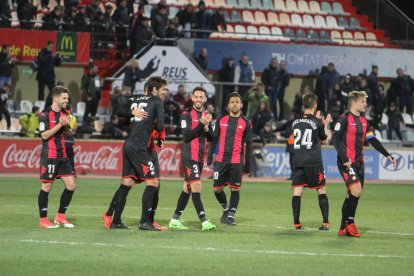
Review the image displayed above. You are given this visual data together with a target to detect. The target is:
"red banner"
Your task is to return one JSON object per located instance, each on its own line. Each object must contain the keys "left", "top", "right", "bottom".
{"left": 0, "top": 139, "right": 213, "bottom": 177}
{"left": 0, "top": 29, "right": 90, "bottom": 64}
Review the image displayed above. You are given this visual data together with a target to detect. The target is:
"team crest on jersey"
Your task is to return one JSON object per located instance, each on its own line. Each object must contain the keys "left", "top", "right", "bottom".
{"left": 186, "top": 167, "right": 192, "bottom": 177}
{"left": 49, "top": 174, "right": 53, "bottom": 178}
{"left": 142, "top": 164, "right": 150, "bottom": 175}
{"left": 181, "top": 120, "right": 187, "bottom": 129}
{"left": 39, "top": 122, "right": 45, "bottom": 131}
{"left": 334, "top": 122, "right": 341, "bottom": 131}
{"left": 238, "top": 125, "right": 243, "bottom": 129}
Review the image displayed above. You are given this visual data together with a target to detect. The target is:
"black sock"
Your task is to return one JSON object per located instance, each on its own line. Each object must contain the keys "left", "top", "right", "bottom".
{"left": 228, "top": 190, "right": 240, "bottom": 218}
{"left": 38, "top": 190, "right": 49, "bottom": 218}
{"left": 150, "top": 187, "right": 160, "bottom": 223}
{"left": 340, "top": 197, "right": 349, "bottom": 229}
{"left": 292, "top": 196, "right": 301, "bottom": 225}
{"left": 58, "top": 189, "right": 74, "bottom": 214}
{"left": 106, "top": 185, "right": 121, "bottom": 216}
{"left": 318, "top": 194, "right": 329, "bottom": 224}
{"left": 192, "top": 192, "right": 207, "bottom": 222}
{"left": 347, "top": 194, "right": 360, "bottom": 224}
{"left": 141, "top": 186, "right": 157, "bottom": 224}
{"left": 112, "top": 185, "right": 131, "bottom": 225}
{"left": 172, "top": 191, "right": 190, "bottom": 220}
{"left": 214, "top": 190, "right": 228, "bottom": 216}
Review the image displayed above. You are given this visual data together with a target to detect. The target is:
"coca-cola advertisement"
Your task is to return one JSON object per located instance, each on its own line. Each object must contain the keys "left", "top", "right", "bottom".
{"left": 0, "top": 139, "right": 194, "bottom": 176}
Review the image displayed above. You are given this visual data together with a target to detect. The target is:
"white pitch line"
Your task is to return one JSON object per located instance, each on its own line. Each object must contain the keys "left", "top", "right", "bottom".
{"left": 1, "top": 239, "right": 412, "bottom": 259}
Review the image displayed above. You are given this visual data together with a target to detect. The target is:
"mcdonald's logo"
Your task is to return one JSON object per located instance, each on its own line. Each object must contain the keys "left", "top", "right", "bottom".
{"left": 60, "top": 36, "right": 73, "bottom": 50}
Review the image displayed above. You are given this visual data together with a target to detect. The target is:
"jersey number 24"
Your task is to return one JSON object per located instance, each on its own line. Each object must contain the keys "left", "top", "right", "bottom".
{"left": 293, "top": 129, "right": 313, "bottom": 149}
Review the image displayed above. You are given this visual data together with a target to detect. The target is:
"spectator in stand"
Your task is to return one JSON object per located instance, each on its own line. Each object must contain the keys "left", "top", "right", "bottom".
{"left": 328, "top": 82, "right": 344, "bottom": 125}
{"left": 277, "top": 60, "right": 290, "bottom": 120}
{"left": 37, "top": 41, "right": 62, "bottom": 102}
{"left": 219, "top": 56, "right": 235, "bottom": 112}
{"left": 76, "top": 116, "right": 97, "bottom": 135}
{"left": 195, "top": 1, "right": 211, "bottom": 38}
{"left": 291, "top": 85, "right": 312, "bottom": 116}
{"left": 41, "top": 0, "right": 49, "bottom": 9}
{"left": 321, "top": 63, "right": 340, "bottom": 113}
{"left": 165, "top": 19, "right": 179, "bottom": 43}
{"left": 353, "top": 73, "right": 365, "bottom": 91}
{"left": 132, "top": 16, "right": 154, "bottom": 55}
{"left": 110, "top": 86, "right": 122, "bottom": 116}
{"left": 359, "top": 77, "right": 372, "bottom": 105}
{"left": 86, "top": 0, "right": 102, "bottom": 22}
{"left": 173, "top": 84, "right": 191, "bottom": 112}
{"left": 122, "top": 58, "right": 157, "bottom": 93}
{"left": 394, "top": 68, "right": 413, "bottom": 114}
{"left": 17, "top": 0, "right": 37, "bottom": 29}
{"left": 341, "top": 73, "right": 354, "bottom": 109}
{"left": 176, "top": 3, "right": 196, "bottom": 38}
{"left": 42, "top": 5, "right": 65, "bottom": 31}
{"left": 163, "top": 89, "right": 181, "bottom": 131}
{"left": 210, "top": 6, "right": 226, "bottom": 32}
{"left": 112, "top": 0, "right": 130, "bottom": 59}
{"left": 102, "top": 114, "right": 128, "bottom": 138}
{"left": 151, "top": 4, "right": 168, "bottom": 38}
{"left": 63, "top": 6, "right": 78, "bottom": 31}
{"left": 386, "top": 102, "right": 404, "bottom": 141}
{"left": 64, "top": 0, "right": 80, "bottom": 16}
{"left": 0, "top": 82, "right": 11, "bottom": 130}
{"left": 194, "top": 48, "right": 208, "bottom": 73}
{"left": 0, "top": 2, "right": 11, "bottom": 28}
{"left": 151, "top": 0, "right": 166, "bottom": 18}
{"left": 114, "top": 88, "right": 133, "bottom": 128}
{"left": 368, "top": 65, "right": 379, "bottom": 97}
{"left": 274, "top": 112, "right": 295, "bottom": 179}
{"left": 19, "top": 106, "right": 40, "bottom": 137}
{"left": 243, "top": 83, "right": 269, "bottom": 119}
{"left": 252, "top": 101, "right": 272, "bottom": 136}
{"left": 260, "top": 122, "right": 276, "bottom": 145}
{"left": 74, "top": 5, "right": 91, "bottom": 32}
{"left": 314, "top": 66, "right": 327, "bottom": 113}
{"left": 261, "top": 57, "right": 279, "bottom": 119}
{"left": 371, "top": 84, "right": 386, "bottom": 130}
{"left": 0, "top": 44, "right": 16, "bottom": 88}
{"left": 81, "top": 64, "right": 101, "bottom": 122}
{"left": 234, "top": 53, "right": 255, "bottom": 113}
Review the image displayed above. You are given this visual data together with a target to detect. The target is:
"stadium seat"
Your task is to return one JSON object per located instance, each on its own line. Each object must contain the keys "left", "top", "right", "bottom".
{"left": 263, "top": 0, "right": 276, "bottom": 11}
{"left": 338, "top": 17, "right": 350, "bottom": 29}
{"left": 267, "top": 12, "right": 280, "bottom": 25}
{"left": 374, "top": 129, "right": 389, "bottom": 142}
{"left": 342, "top": 31, "right": 356, "bottom": 45}
{"left": 34, "top": 100, "right": 45, "bottom": 111}
{"left": 295, "top": 28, "right": 308, "bottom": 42}
{"left": 215, "top": 0, "right": 231, "bottom": 8}
{"left": 226, "top": 0, "right": 239, "bottom": 8}
{"left": 279, "top": 13, "right": 292, "bottom": 26}
{"left": 75, "top": 102, "right": 86, "bottom": 118}
{"left": 297, "top": 0, "right": 309, "bottom": 14}
{"left": 314, "top": 15, "right": 327, "bottom": 29}
{"left": 221, "top": 24, "right": 237, "bottom": 39}
{"left": 143, "top": 5, "right": 152, "bottom": 17}
{"left": 47, "top": 0, "right": 58, "bottom": 10}
{"left": 365, "top": 32, "right": 384, "bottom": 46}
{"left": 247, "top": 26, "right": 260, "bottom": 40}
{"left": 291, "top": 14, "right": 304, "bottom": 27}
{"left": 255, "top": 11, "right": 269, "bottom": 25}
{"left": 349, "top": 17, "right": 363, "bottom": 30}
{"left": 169, "top": 6, "right": 179, "bottom": 19}
{"left": 303, "top": 14, "right": 315, "bottom": 28}
{"left": 34, "top": 12, "right": 45, "bottom": 28}
{"left": 230, "top": 10, "right": 243, "bottom": 23}
{"left": 331, "top": 30, "right": 343, "bottom": 44}
{"left": 283, "top": 27, "right": 296, "bottom": 39}
{"left": 259, "top": 26, "right": 275, "bottom": 40}
{"left": 190, "top": 0, "right": 201, "bottom": 6}
{"left": 353, "top": 31, "right": 366, "bottom": 45}
{"left": 332, "top": 2, "right": 350, "bottom": 15}
{"left": 320, "top": 2, "right": 333, "bottom": 14}
{"left": 251, "top": 0, "right": 263, "bottom": 10}
{"left": 223, "top": 10, "right": 231, "bottom": 22}
{"left": 319, "top": 30, "right": 332, "bottom": 43}
{"left": 234, "top": 25, "right": 247, "bottom": 39}
{"left": 204, "top": 0, "right": 217, "bottom": 7}
{"left": 6, "top": 99, "right": 15, "bottom": 113}
{"left": 274, "top": 0, "right": 287, "bottom": 11}
{"left": 381, "top": 113, "right": 388, "bottom": 125}
{"left": 402, "top": 113, "right": 414, "bottom": 125}
{"left": 285, "top": 0, "right": 298, "bottom": 12}
{"left": 271, "top": 26, "right": 290, "bottom": 41}
{"left": 326, "top": 16, "right": 340, "bottom": 29}
{"left": 242, "top": 10, "right": 255, "bottom": 24}
{"left": 239, "top": 0, "right": 251, "bottom": 9}
{"left": 307, "top": 29, "right": 320, "bottom": 42}
{"left": 19, "top": 100, "right": 33, "bottom": 114}
{"left": 309, "top": 1, "right": 323, "bottom": 14}
{"left": 10, "top": 11, "right": 19, "bottom": 27}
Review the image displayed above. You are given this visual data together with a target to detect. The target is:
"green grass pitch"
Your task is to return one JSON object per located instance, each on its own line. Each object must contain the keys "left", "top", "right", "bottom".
{"left": 0, "top": 177, "right": 413, "bottom": 275}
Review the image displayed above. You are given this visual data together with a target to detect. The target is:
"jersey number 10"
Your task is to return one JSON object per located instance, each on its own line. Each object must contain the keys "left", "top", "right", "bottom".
{"left": 293, "top": 129, "right": 313, "bottom": 149}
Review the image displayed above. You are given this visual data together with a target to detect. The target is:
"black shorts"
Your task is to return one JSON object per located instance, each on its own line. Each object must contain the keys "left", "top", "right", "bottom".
{"left": 182, "top": 160, "right": 203, "bottom": 184}
{"left": 122, "top": 145, "right": 157, "bottom": 183}
{"left": 292, "top": 165, "right": 326, "bottom": 189}
{"left": 337, "top": 159, "right": 365, "bottom": 188}
{"left": 40, "top": 157, "right": 74, "bottom": 183}
{"left": 213, "top": 162, "right": 243, "bottom": 189}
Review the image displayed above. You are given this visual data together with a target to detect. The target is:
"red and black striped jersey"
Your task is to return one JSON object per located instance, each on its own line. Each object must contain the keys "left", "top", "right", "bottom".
{"left": 210, "top": 115, "right": 252, "bottom": 167}
{"left": 180, "top": 107, "right": 213, "bottom": 163}
{"left": 333, "top": 112, "right": 375, "bottom": 164}
{"left": 38, "top": 107, "right": 68, "bottom": 158}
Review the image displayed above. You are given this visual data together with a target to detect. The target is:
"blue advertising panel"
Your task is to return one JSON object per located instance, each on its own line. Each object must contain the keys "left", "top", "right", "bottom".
{"left": 262, "top": 146, "right": 379, "bottom": 179}
{"left": 194, "top": 40, "right": 414, "bottom": 77}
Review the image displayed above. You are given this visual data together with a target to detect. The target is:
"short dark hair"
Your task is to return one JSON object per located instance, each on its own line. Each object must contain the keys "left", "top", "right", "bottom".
{"left": 145, "top": 76, "right": 167, "bottom": 94}
{"left": 2, "top": 82, "right": 10, "bottom": 88}
{"left": 110, "top": 114, "right": 119, "bottom": 121}
{"left": 192, "top": 86, "right": 207, "bottom": 95}
{"left": 32, "top": 106, "right": 40, "bottom": 113}
{"left": 52, "top": 86, "right": 69, "bottom": 98}
{"left": 227, "top": 92, "right": 242, "bottom": 103}
{"left": 56, "top": 81, "right": 65, "bottom": 86}
{"left": 302, "top": 93, "right": 318, "bottom": 109}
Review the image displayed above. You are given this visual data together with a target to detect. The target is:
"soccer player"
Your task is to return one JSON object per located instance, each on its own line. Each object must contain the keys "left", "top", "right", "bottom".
{"left": 105, "top": 76, "right": 166, "bottom": 231}
{"left": 168, "top": 87, "right": 216, "bottom": 231}
{"left": 333, "top": 91, "right": 396, "bottom": 237}
{"left": 37, "top": 86, "right": 76, "bottom": 229}
{"left": 207, "top": 92, "right": 252, "bottom": 226}
{"left": 290, "top": 94, "right": 331, "bottom": 230}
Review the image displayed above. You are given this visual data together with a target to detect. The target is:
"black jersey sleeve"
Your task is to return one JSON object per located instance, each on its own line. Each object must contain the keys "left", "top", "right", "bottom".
{"left": 181, "top": 111, "right": 205, "bottom": 143}
{"left": 205, "top": 124, "right": 214, "bottom": 142}
{"left": 243, "top": 118, "right": 253, "bottom": 173}
{"left": 207, "top": 117, "right": 220, "bottom": 165}
{"left": 332, "top": 115, "right": 349, "bottom": 164}
{"left": 154, "top": 98, "right": 164, "bottom": 131}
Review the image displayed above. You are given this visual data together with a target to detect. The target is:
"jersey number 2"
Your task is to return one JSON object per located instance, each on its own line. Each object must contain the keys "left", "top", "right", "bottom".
{"left": 293, "top": 129, "right": 313, "bottom": 149}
